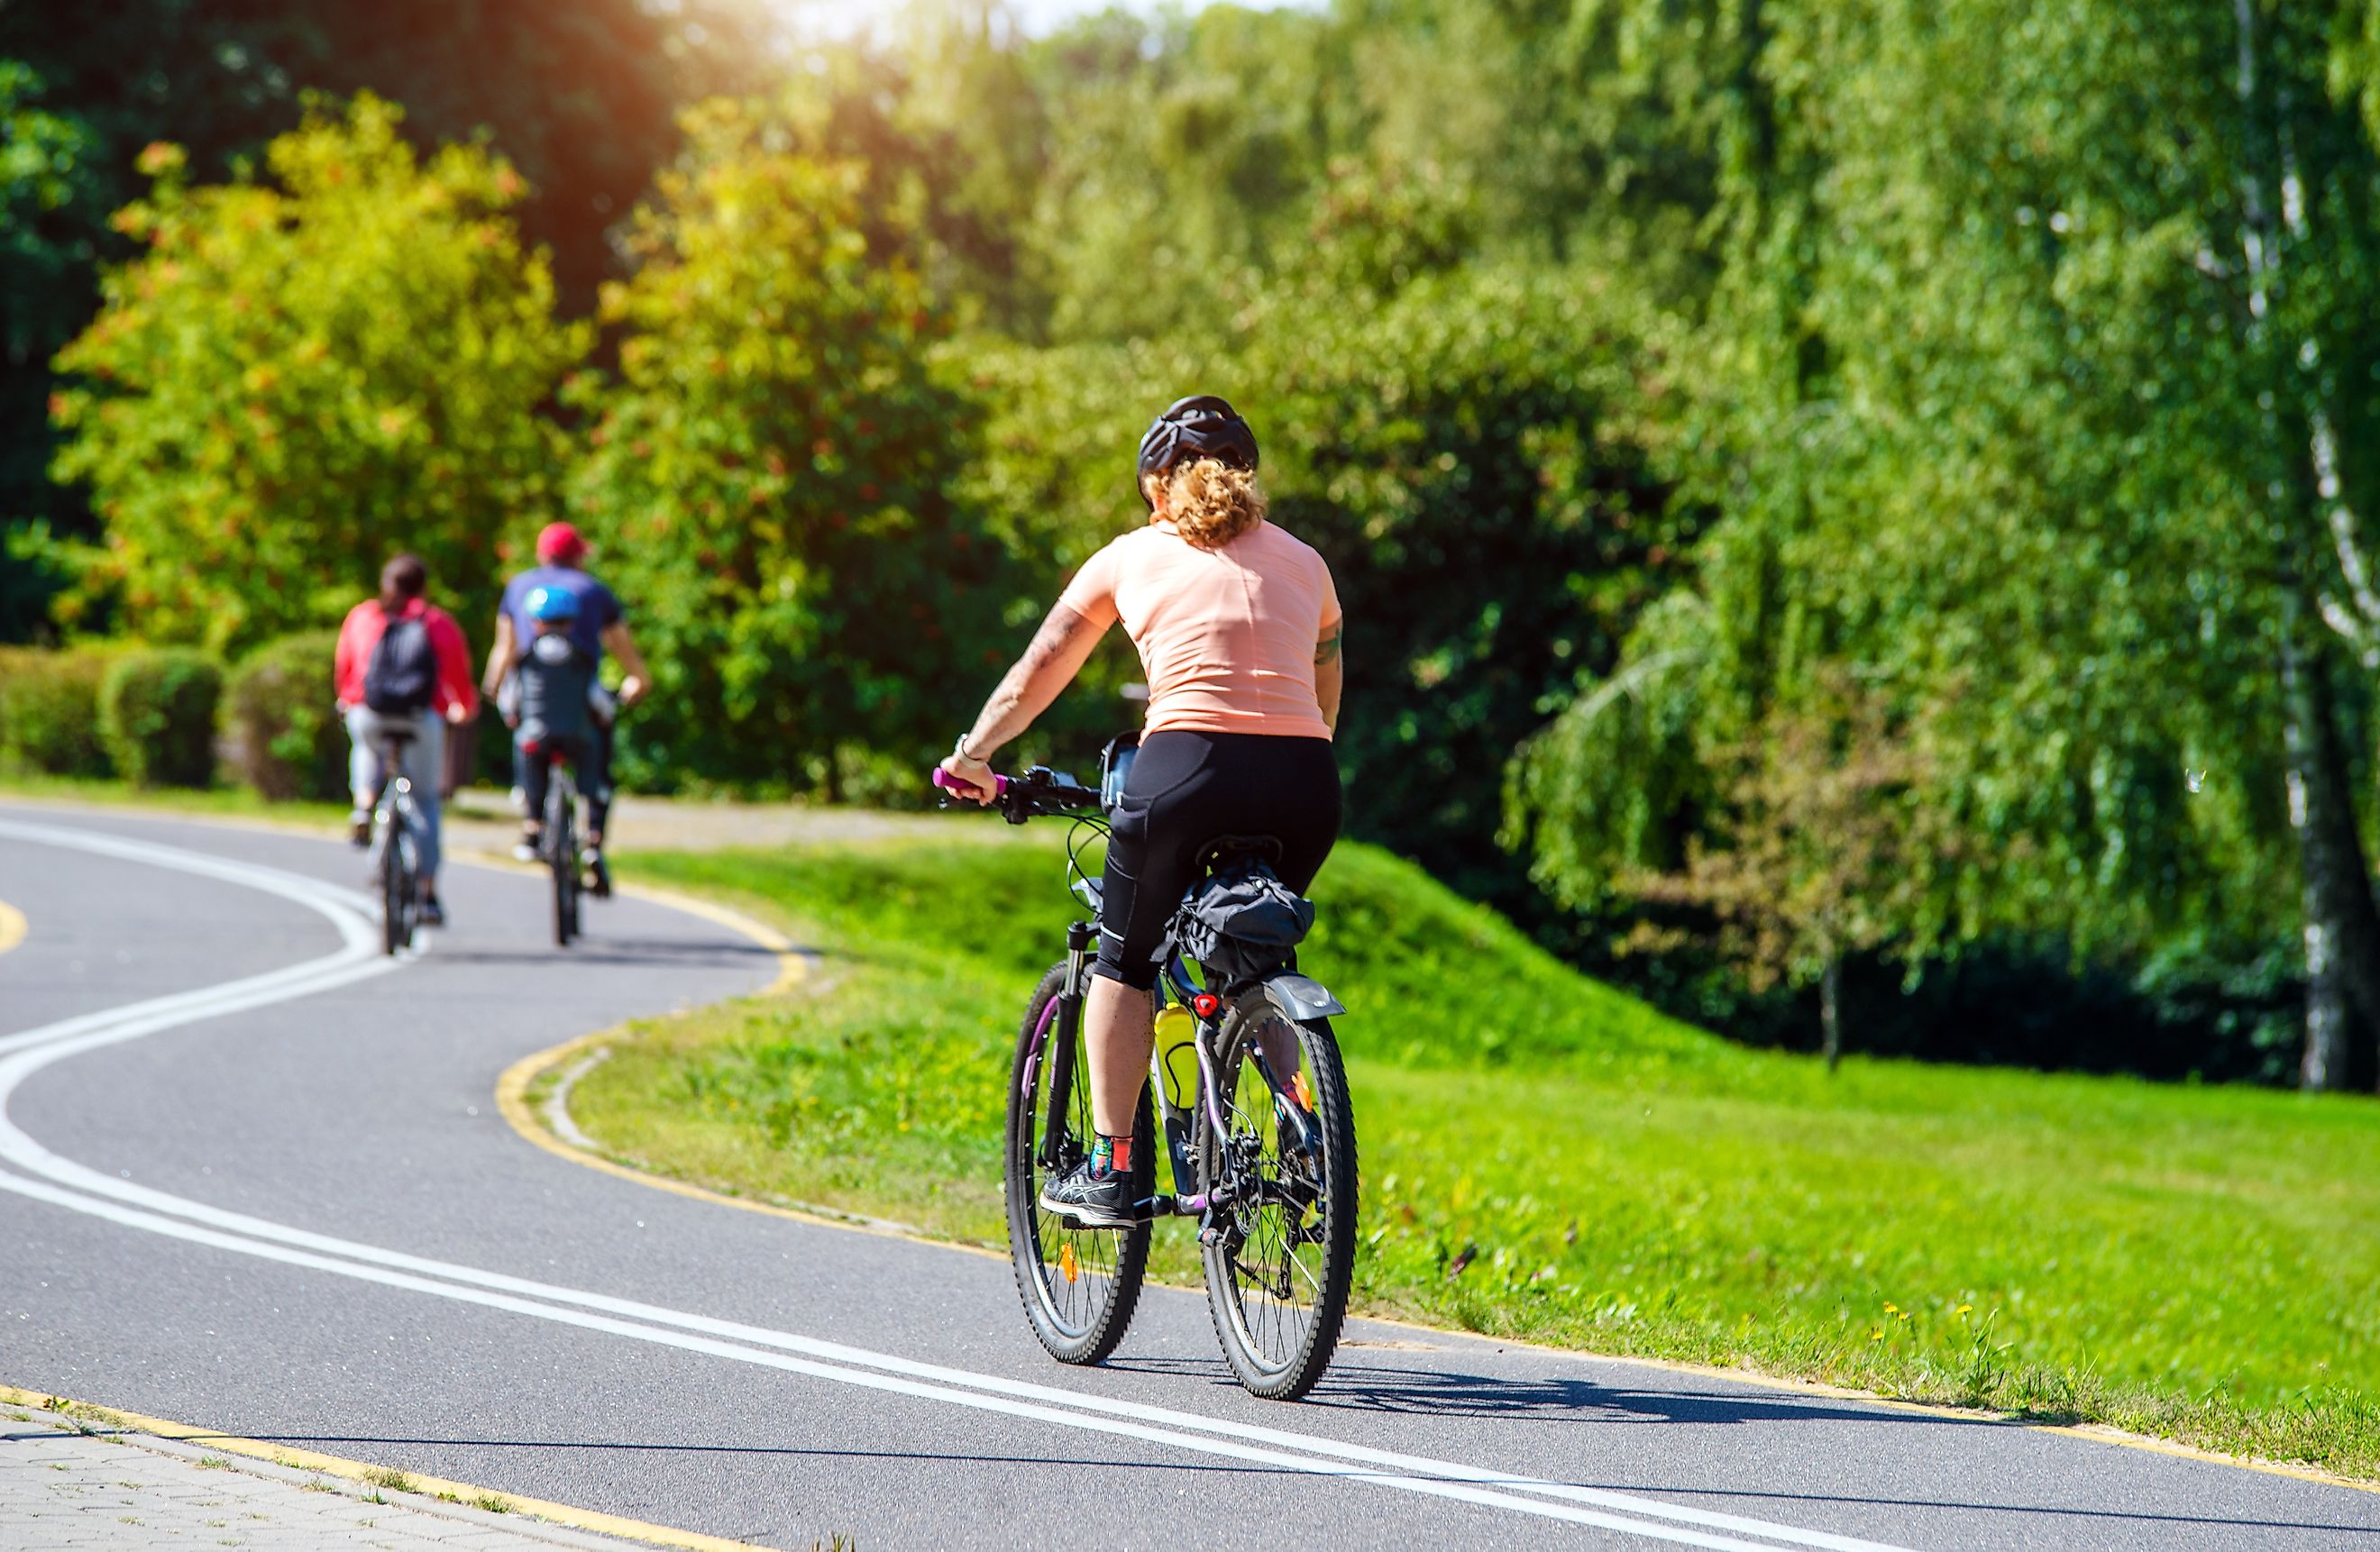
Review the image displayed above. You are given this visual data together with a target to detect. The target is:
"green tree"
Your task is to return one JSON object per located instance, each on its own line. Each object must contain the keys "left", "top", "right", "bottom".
{"left": 1615, "top": 671, "right": 1958, "bottom": 1069}
{"left": 0, "top": 0, "right": 774, "bottom": 640}
{"left": 571, "top": 96, "right": 1022, "bottom": 798}
{"left": 1514, "top": 0, "right": 2380, "bottom": 1087}
{"left": 48, "top": 94, "right": 586, "bottom": 653}
{"left": 0, "top": 59, "right": 94, "bottom": 638}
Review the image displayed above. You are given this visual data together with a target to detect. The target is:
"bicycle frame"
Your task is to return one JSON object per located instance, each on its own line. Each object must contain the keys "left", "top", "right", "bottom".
{"left": 1027, "top": 918, "right": 1310, "bottom": 1231}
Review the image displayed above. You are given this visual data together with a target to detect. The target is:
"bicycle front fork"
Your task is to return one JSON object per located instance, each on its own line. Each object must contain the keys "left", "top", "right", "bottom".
{"left": 1037, "top": 921, "right": 1094, "bottom": 1172}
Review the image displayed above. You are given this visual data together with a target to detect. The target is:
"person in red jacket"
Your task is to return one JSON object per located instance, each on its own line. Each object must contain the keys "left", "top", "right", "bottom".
{"left": 334, "top": 554, "right": 479, "bottom": 926}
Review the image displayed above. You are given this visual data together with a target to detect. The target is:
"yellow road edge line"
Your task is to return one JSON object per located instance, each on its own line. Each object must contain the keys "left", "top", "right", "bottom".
{"left": 1336, "top": 1310, "right": 2380, "bottom": 1495}
{"left": 0, "top": 899, "right": 24, "bottom": 956}
{"left": 489, "top": 878, "right": 1006, "bottom": 1261}
{"left": 0, "top": 1383, "right": 774, "bottom": 1550}
{"left": 2026, "top": 1420, "right": 2380, "bottom": 1494}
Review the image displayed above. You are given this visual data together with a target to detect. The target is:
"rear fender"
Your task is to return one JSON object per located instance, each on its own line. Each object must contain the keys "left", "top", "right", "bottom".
{"left": 1258, "top": 972, "right": 1346, "bottom": 1022}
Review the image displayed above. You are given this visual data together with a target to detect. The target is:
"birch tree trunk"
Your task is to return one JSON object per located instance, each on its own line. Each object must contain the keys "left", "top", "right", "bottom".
{"left": 2278, "top": 590, "right": 2380, "bottom": 1089}
{"left": 2237, "top": 0, "right": 2380, "bottom": 1090}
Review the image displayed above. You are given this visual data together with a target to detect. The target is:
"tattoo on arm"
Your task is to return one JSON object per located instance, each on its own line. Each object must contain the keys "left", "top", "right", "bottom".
{"left": 1315, "top": 625, "right": 1342, "bottom": 666}
{"left": 1022, "top": 607, "right": 1088, "bottom": 671}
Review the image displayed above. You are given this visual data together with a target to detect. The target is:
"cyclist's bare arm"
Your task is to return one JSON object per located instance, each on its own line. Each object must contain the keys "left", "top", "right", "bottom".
{"left": 481, "top": 613, "right": 518, "bottom": 698}
{"left": 1316, "top": 619, "right": 1343, "bottom": 734}
{"left": 600, "top": 621, "right": 653, "bottom": 706}
{"left": 943, "top": 603, "right": 1106, "bottom": 801}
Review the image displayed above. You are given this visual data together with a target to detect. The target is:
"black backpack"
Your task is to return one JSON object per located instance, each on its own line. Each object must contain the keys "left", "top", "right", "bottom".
{"left": 362, "top": 614, "right": 438, "bottom": 715}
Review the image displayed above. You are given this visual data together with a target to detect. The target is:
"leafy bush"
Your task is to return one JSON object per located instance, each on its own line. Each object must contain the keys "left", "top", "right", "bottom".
{"left": 0, "top": 644, "right": 114, "bottom": 778}
{"left": 46, "top": 96, "right": 587, "bottom": 655}
{"left": 224, "top": 631, "right": 344, "bottom": 802}
{"left": 98, "top": 646, "right": 222, "bottom": 788}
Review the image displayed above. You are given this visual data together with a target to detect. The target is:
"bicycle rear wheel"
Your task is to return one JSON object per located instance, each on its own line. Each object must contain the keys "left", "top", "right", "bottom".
{"left": 1005, "top": 962, "right": 1152, "bottom": 1365}
{"left": 377, "top": 813, "right": 406, "bottom": 957}
{"left": 548, "top": 784, "right": 578, "bottom": 947}
{"left": 1197, "top": 996, "right": 1359, "bottom": 1401}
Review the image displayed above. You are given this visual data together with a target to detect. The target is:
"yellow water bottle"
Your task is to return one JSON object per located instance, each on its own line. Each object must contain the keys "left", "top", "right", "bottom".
{"left": 1153, "top": 1004, "right": 1199, "bottom": 1111}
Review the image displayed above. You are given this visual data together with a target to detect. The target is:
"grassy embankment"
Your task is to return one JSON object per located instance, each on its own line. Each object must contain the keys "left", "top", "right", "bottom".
{"left": 504, "top": 827, "right": 2373, "bottom": 1476}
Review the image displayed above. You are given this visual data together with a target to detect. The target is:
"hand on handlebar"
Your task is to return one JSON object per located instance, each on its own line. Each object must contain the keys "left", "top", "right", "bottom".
{"left": 936, "top": 756, "right": 1001, "bottom": 807}
{"left": 618, "top": 674, "right": 648, "bottom": 709}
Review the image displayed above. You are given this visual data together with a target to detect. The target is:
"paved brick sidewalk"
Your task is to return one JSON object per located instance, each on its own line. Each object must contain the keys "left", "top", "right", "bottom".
{"left": 4, "top": 1416, "right": 665, "bottom": 1550}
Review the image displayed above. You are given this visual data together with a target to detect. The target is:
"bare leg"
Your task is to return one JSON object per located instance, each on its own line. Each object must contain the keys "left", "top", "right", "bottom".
{"left": 1085, "top": 976, "right": 1154, "bottom": 1138}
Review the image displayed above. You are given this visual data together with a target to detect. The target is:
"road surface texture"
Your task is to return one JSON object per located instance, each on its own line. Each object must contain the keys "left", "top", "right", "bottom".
{"left": 3, "top": 802, "right": 2375, "bottom": 1551}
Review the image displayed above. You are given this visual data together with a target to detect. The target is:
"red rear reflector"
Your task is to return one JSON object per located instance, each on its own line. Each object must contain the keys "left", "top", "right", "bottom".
{"left": 1192, "top": 992, "right": 1222, "bottom": 1018}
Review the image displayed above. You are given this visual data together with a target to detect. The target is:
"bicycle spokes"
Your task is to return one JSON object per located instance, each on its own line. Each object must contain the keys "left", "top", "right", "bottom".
{"left": 1006, "top": 967, "right": 1150, "bottom": 1365}
{"left": 1209, "top": 1009, "right": 1331, "bottom": 1368}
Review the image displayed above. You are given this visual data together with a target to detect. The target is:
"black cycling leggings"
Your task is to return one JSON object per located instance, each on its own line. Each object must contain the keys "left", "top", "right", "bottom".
{"left": 1094, "top": 731, "right": 1341, "bottom": 990}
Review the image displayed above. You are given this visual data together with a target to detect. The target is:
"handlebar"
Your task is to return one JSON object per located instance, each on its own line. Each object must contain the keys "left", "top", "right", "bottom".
{"left": 933, "top": 763, "right": 1101, "bottom": 825}
{"left": 932, "top": 766, "right": 1009, "bottom": 799}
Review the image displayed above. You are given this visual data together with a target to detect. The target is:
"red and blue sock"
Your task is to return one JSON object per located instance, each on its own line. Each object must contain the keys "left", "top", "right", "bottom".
{"left": 1090, "top": 1133, "right": 1133, "bottom": 1178}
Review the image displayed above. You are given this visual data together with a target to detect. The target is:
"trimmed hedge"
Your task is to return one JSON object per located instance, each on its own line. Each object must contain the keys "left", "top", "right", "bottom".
{"left": 0, "top": 645, "right": 116, "bottom": 779}
{"left": 224, "top": 630, "right": 344, "bottom": 802}
{"left": 98, "top": 647, "right": 224, "bottom": 788}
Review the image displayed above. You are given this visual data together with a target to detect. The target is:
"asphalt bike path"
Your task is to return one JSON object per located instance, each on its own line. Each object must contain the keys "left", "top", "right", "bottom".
{"left": 1, "top": 804, "right": 2373, "bottom": 1549}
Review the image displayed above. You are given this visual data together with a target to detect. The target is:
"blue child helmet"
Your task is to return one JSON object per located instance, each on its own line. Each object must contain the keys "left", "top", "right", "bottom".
{"left": 526, "top": 584, "right": 581, "bottom": 623}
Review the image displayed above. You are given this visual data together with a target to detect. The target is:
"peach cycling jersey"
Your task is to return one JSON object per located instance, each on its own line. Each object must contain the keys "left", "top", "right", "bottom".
{"left": 1057, "top": 517, "right": 1341, "bottom": 741}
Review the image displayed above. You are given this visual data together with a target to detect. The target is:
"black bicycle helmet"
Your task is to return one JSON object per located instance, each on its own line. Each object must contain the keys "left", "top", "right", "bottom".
{"left": 1135, "top": 395, "right": 1259, "bottom": 509}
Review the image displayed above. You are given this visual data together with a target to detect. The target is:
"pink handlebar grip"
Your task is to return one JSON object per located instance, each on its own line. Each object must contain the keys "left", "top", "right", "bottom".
{"left": 932, "top": 766, "right": 1007, "bottom": 798}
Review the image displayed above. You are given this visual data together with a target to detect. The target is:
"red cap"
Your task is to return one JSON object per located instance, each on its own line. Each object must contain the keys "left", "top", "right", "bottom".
{"left": 536, "top": 521, "right": 588, "bottom": 563}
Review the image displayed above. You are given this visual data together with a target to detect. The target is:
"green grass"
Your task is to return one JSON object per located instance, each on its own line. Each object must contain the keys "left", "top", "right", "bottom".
{"left": 570, "top": 830, "right": 2380, "bottom": 1478}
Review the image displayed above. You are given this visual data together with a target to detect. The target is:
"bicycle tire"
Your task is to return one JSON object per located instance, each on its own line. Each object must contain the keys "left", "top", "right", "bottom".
{"left": 1197, "top": 1000, "right": 1359, "bottom": 1401}
{"left": 548, "top": 783, "right": 577, "bottom": 947}
{"left": 1005, "top": 962, "right": 1152, "bottom": 1366}
{"left": 378, "top": 814, "right": 406, "bottom": 957}
{"left": 393, "top": 822, "right": 420, "bottom": 952}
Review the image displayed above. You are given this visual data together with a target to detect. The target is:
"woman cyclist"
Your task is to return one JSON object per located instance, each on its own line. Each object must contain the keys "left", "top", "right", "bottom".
{"left": 940, "top": 396, "right": 1345, "bottom": 1228}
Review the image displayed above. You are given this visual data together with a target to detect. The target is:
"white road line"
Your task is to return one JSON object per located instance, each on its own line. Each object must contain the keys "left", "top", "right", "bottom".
{"left": 0, "top": 816, "right": 1924, "bottom": 1552}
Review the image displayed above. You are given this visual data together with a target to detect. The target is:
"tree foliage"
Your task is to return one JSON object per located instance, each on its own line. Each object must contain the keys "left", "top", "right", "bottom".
{"left": 1506, "top": 0, "right": 2380, "bottom": 1083}
{"left": 571, "top": 96, "right": 1022, "bottom": 797}
{"left": 49, "top": 95, "right": 586, "bottom": 653}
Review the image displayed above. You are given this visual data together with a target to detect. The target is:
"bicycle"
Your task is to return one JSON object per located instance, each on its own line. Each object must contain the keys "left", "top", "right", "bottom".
{"left": 934, "top": 740, "right": 1359, "bottom": 1401}
{"left": 367, "top": 726, "right": 426, "bottom": 957}
{"left": 521, "top": 739, "right": 583, "bottom": 948}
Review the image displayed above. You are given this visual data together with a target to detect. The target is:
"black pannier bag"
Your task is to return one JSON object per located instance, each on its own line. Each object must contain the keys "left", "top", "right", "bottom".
{"left": 1172, "top": 861, "right": 1315, "bottom": 997}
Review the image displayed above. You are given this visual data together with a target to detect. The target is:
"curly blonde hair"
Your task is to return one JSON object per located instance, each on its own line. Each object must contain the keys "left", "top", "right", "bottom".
{"left": 1147, "top": 458, "right": 1268, "bottom": 548}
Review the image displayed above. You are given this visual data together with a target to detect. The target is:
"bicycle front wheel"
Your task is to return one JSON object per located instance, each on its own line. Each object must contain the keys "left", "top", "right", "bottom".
{"left": 1005, "top": 962, "right": 1151, "bottom": 1366}
{"left": 1197, "top": 997, "right": 1359, "bottom": 1401}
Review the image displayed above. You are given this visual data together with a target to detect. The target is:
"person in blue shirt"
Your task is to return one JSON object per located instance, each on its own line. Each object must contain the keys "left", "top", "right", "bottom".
{"left": 483, "top": 522, "right": 651, "bottom": 880}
